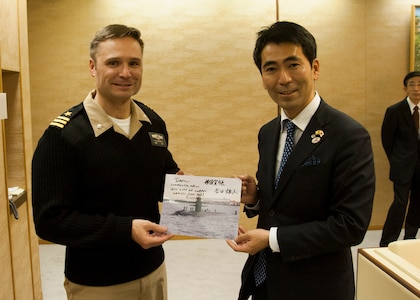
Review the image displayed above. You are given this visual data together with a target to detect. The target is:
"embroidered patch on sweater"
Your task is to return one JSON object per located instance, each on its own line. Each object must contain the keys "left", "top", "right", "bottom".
{"left": 148, "top": 132, "right": 167, "bottom": 147}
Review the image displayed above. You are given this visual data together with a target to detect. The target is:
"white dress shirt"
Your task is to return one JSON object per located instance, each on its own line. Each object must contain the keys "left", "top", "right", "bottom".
{"left": 269, "top": 92, "right": 321, "bottom": 252}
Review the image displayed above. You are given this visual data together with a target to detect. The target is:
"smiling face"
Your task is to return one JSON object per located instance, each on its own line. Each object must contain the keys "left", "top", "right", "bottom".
{"left": 89, "top": 36, "right": 143, "bottom": 108}
{"left": 260, "top": 42, "right": 320, "bottom": 119}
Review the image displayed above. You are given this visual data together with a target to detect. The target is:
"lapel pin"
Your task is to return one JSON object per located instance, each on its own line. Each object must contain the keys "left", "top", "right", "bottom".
{"left": 311, "top": 130, "right": 324, "bottom": 144}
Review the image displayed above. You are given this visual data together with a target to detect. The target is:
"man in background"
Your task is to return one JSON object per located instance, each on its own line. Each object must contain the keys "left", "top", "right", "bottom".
{"left": 380, "top": 71, "right": 420, "bottom": 247}
{"left": 227, "top": 21, "right": 375, "bottom": 300}
{"left": 32, "top": 24, "right": 182, "bottom": 300}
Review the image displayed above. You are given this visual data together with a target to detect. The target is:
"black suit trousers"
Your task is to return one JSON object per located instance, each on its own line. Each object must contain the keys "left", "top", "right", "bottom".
{"left": 381, "top": 151, "right": 420, "bottom": 246}
{"left": 406, "top": 151, "right": 420, "bottom": 231}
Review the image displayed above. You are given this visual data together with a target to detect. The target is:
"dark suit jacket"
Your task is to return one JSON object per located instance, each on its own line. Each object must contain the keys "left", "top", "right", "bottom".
{"left": 381, "top": 98, "right": 418, "bottom": 184}
{"left": 239, "top": 100, "right": 375, "bottom": 300}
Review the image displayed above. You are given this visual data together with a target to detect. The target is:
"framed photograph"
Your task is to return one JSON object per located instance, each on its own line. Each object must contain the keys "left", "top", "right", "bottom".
{"left": 410, "top": 5, "right": 420, "bottom": 71}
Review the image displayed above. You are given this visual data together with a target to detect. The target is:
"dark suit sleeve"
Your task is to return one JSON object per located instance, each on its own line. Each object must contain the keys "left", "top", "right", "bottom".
{"left": 381, "top": 107, "right": 397, "bottom": 159}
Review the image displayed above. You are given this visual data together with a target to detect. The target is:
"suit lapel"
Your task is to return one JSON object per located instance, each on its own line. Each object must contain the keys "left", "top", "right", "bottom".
{"left": 264, "top": 117, "right": 282, "bottom": 193}
{"left": 399, "top": 99, "right": 416, "bottom": 131}
{"left": 271, "top": 104, "right": 328, "bottom": 205}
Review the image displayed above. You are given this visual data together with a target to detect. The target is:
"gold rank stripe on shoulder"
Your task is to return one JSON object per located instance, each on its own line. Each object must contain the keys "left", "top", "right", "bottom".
{"left": 50, "top": 112, "right": 72, "bottom": 128}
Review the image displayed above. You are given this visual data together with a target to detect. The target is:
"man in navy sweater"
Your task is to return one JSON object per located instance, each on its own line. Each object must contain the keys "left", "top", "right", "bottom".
{"left": 32, "top": 24, "right": 182, "bottom": 300}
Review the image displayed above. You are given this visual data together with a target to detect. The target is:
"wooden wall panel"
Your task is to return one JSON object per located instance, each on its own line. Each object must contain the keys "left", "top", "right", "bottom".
{"left": 9, "top": 206, "right": 34, "bottom": 300}
{"left": 3, "top": 71, "right": 38, "bottom": 299}
{"left": 28, "top": 0, "right": 278, "bottom": 233}
{"left": 0, "top": 71, "right": 14, "bottom": 300}
{"left": 364, "top": 0, "right": 413, "bottom": 229}
{"left": 0, "top": 0, "right": 42, "bottom": 298}
{"left": 28, "top": 0, "right": 276, "bottom": 178}
{"left": 0, "top": 0, "right": 19, "bottom": 71}
{"left": 3, "top": 72, "right": 26, "bottom": 188}
{"left": 0, "top": 211, "right": 14, "bottom": 299}
{"left": 28, "top": 0, "right": 420, "bottom": 230}
{"left": 278, "top": 0, "right": 416, "bottom": 228}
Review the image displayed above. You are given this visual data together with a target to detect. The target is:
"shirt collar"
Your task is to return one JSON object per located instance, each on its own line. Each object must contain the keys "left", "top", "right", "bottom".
{"left": 280, "top": 91, "right": 321, "bottom": 132}
{"left": 83, "top": 90, "right": 151, "bottom": 138}
{"left": 407, "top": 97, "right": 418, "bottom": 112}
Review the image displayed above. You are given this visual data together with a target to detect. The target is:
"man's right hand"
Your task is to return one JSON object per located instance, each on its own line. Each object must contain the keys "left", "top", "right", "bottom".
{"left": 131, "top": 219, "right": 174, "bottom": 249}
{"left": 235, "top": 174, "right": 258, "bottom": 206}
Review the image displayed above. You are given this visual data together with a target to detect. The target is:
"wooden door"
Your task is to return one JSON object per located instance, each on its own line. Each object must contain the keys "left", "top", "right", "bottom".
{"left": 0, "top": 54, "right": 16, "bottom": 300}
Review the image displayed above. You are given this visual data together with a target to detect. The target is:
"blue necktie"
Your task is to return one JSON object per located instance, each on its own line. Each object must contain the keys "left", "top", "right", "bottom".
{"left": 275, "top": 120, "right": 296, "bottom": 188}
{"left": 254, "top": 120, "right": 296, "bottom": 287}
{"left": 254, "top": 249, "right": 267, "bottom": 286}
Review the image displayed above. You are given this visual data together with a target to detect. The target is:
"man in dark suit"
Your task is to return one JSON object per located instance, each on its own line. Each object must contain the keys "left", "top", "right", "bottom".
{"left": 379, "top": 71, "right": 420, "bottom": 247}
{"left": 226, "top": 21, "right": 375, "bottom": 300}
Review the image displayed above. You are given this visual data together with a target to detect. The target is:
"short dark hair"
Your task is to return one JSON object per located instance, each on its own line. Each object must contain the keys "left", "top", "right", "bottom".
{"left": 403, "top": 71, "right": 420, "bottom": 87}
{"left": 253, "top": 21, "right": 317, "bottom": 72}
{"left": 90, "top": 24, "right": 144, "bottom": 61}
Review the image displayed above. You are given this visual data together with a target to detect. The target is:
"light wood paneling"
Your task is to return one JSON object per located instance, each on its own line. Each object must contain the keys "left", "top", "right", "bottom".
{"left": 0, "top": 63, "right": 15, "bottom": 300}
{"left": 0, "top": 0, "right": 19, "bottom": 71}
{"left": 28, "top": 0, "right": 279, "bottom": 234}
{"left": 28, "top": 0, "right": 276, "bottom": 179}
{"left": 9, "top": 205, "right": 34, "bottom": 300}
{"left": 0, "top": 0, "right": 42, "bottom": 298}
{"left": 278, "top": 0, "right": 416, "bottom": 228}
{"left": 3, "top": 71, "right": 26, "bottom": 188}
{"left": 28, "top": 0, "right": 420, "bottom": 231}
{"left": 17, "top": 0, "right": 42, "bottom": 295}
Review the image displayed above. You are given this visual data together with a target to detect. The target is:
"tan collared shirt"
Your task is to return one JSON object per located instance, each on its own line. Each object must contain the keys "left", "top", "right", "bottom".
{"left": 83, "top": 90, "right": 151, "bottom": 140}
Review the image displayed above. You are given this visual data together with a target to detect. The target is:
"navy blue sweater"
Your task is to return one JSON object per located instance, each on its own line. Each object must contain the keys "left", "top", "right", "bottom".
{"left": 32, "top": 100, "right": 179, "bottom": 286}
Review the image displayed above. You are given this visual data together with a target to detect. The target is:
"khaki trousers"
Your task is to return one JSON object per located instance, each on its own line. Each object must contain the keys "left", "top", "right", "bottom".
{"left": 64, "top": 262, "right": 167, "bottom": 300}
